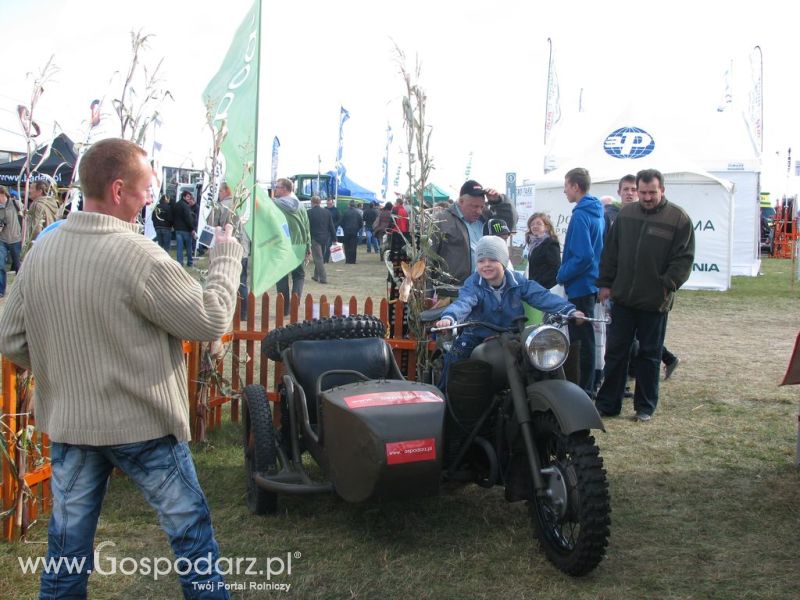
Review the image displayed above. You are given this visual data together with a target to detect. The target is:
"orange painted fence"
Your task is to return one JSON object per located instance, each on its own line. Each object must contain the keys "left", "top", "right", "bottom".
{"left": 1, "top": 292, "right": 421, "bottom": 541}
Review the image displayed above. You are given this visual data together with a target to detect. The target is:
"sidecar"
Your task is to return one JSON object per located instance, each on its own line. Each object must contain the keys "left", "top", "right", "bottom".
{"left": 241, "top": 316, "right": 446, "bottom": 514}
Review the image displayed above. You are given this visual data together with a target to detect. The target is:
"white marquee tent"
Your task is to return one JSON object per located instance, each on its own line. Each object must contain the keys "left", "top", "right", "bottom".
{"left": 542, "top": 106, "right": 761, "bottom": 277}
{"left": 531, "top": 112, "right": 735, "bottom": 291}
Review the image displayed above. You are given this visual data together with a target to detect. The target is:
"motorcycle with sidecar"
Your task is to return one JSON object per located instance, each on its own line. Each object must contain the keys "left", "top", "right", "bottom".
{"left": 241, "top": 312, "right": 610, "bottom": 576}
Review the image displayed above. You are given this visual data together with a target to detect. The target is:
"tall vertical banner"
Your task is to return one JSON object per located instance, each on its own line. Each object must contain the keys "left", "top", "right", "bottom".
{"left": 203, "top": 0, "right": 302, "bottom": 296}
{"left": 748, "top": 46, "right": 763, "bottom": 154}
{"left": 381, "top": 124, "right": 392, "bottom": 200}
{"left": 717, "top": 60, "right": 733, "bottom": 112}
{"left": 543, "top": 38, "right": 561, "bottom": 146}
{"left": 465, "top": 151, "right": 473, "bottom": 180}
{"left": 270, "top": 136, "right": 280, "bottom": 188}
{"left": 335, "top": 106, "right": 350, "bottom": 195}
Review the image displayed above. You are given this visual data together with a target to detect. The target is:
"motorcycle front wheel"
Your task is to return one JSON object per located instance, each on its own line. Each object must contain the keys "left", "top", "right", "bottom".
{"left": 528, "top": 412, "right": 610, "bottom": 576}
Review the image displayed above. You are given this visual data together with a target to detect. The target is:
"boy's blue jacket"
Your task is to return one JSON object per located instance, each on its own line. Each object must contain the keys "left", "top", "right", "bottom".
{"left": 556, "top": 194, "right": 604, "bottom": 298}
{"left": 442, "top": 269, "right": 576, "bottom": 339}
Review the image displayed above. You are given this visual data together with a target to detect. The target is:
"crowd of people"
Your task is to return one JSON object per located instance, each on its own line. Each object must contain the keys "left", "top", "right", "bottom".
{"left": 0, "top": 133, "right": 697, "bottom": 595}
{"left": 429, "top": 170, "right": 694, "bottom": 424}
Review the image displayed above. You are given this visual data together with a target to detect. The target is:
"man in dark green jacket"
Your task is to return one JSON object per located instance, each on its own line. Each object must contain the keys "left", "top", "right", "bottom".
{"left": 594, "top": 169, "right": 694, "bottom": 421}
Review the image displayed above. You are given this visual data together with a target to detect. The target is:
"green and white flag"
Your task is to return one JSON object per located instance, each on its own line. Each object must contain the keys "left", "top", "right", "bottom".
{"left": 203, "top": 0, "right": 304, "bottom": 297}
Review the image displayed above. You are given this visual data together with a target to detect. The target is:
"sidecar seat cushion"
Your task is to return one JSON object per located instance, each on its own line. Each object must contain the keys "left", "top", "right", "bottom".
{"left": 287, "top": 337, "right": 402, "bottom": 424}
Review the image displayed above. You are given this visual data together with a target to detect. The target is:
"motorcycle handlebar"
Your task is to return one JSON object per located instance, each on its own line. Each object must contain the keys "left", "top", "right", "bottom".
{"left": 429, "top": 321, "right": 513, "bottom": 333}
{"left": 430, "top": 313, "right": 610, "bottom": 333}
{"left": 545, "top": 313, "right": 611, "bottom": 326}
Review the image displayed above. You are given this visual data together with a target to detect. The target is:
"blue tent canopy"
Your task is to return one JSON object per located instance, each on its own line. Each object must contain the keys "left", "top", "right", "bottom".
{"left": 326, "top": 169, "right": 377, "bottom": 202}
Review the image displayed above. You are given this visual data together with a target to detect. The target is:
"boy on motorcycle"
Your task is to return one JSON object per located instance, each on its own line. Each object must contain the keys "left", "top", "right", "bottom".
{"left": 434, "top": 236, "right": 585, "bottom": 391}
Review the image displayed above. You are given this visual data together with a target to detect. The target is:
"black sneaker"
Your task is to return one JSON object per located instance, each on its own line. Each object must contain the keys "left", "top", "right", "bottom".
{"left": 664, "top": 357, "right": 681, "bottom": 380}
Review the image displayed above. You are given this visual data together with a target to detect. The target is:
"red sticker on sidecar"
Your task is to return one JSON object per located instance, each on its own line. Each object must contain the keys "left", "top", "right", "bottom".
{"left": 385, "top": 438, "right": 437, "bottom": 465}
{"left": 343, "top": 390, "right": 443, "bottom": 409}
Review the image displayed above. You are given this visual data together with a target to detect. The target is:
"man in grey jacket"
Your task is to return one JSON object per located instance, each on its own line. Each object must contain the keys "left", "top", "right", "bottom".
{"left": 430, "top": 179, "right": 516, "bottom": 297}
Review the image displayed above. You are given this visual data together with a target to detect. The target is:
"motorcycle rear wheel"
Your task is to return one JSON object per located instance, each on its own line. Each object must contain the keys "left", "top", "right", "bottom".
{"left": 528, "top": 412, "right": 610, "bottom": 576}
{"left": 242, "top": 384, "right": 279, "bottom": 515}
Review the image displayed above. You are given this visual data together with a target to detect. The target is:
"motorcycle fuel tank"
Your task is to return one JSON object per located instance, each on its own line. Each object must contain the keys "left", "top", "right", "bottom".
{"left": 470, "top": 337, "right": 508, "bottom": 390}
{"left": 320, "top": 380, "right": 445, "bottom": 503}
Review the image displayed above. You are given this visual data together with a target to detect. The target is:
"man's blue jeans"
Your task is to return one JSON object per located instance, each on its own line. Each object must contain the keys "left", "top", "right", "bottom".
{"left": 42, "top": 436, "right": 229, "bottom": 599}
{"left": 175, "top": 231, "right": 194, "bottom": 266}
{"left": 0, "top": 240, "right": 22, "bottom": 295}
{"left": 155, "top": 228, "right": 172, "bottom": 253}
{"left": 365, "top": 229, "right": 380, "bottom": 253}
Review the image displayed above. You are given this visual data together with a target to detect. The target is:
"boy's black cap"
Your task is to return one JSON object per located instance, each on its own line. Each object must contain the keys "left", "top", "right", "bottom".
{"left": 460, "top": 180, "right": 485, "bottom": 198}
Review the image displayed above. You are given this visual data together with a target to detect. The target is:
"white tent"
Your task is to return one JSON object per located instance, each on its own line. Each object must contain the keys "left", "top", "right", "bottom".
{"left": 533, "top": 115, "right": 734, "bottom": 291}
{"left": 543, "top": 106, "right": 760, "bottom": 277}
{"left": 671, "top": 111, "right": 761, "bottom": 276}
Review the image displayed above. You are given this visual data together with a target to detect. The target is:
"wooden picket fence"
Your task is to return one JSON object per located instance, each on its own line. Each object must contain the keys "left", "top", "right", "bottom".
{"left": 1, "top": 292, "right": 420, "bottom": 541}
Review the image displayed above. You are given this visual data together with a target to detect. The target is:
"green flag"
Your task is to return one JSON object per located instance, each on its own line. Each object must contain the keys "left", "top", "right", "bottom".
{"left": 202, "top": 0, "right": 303, "bottom": 296}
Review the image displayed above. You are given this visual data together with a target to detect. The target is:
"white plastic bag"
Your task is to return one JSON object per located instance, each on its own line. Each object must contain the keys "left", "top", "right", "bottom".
{"left": 330, "top": 243, "right": 345, "bottom": 262}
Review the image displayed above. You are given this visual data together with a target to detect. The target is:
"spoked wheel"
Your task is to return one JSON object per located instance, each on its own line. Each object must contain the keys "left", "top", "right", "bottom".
{"left": 528, "top": 412, "right": 610, "bottom": 576}
{"left": 242, "top": 384, "right": 278, "bottom": 515}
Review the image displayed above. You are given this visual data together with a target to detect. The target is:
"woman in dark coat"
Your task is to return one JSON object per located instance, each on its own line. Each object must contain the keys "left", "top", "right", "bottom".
{"left": 524, "top": 212, "right": 561, "bottom": 289}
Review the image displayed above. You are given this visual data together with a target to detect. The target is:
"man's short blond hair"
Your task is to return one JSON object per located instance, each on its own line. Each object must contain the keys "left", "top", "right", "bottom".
{"left": 276, "top": 178, "right": 293, "bottom": 193}
{"left": 79, "top": 138, "right": 147, "bottom": 201}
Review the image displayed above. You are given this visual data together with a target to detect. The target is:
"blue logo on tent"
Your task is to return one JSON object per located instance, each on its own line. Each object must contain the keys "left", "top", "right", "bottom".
{"left": 603, "top": 126, "right": 655, "bottom": 159}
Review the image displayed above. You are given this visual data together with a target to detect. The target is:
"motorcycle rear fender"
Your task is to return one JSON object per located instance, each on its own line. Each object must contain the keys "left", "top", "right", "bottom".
{"left": 527, "top": 379, "right": 605, "bottom": 433}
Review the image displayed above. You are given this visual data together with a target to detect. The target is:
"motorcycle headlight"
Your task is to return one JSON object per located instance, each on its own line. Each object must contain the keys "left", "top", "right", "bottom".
{"left": 524, "top": 325, "right": 569, "bottom": 371}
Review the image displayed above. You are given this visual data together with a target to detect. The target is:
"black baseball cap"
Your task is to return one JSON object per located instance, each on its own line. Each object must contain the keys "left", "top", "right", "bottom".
{"left": 460, "top": 180, "right": 485, "bottom": 198}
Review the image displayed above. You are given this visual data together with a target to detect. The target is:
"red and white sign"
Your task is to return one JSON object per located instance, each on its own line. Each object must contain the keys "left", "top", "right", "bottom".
{"left": 344, "top": 390, "right": 443, "bottom": 410}
{"left": 385, "top": 438, "right": 437, "bottom": 465}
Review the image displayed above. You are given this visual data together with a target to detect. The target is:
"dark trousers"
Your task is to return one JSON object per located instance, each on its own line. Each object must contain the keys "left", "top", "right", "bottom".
{"left": 628, "top": 335, "right": 676, "bottom": 378}
{"left": 311, "top": 240, "right": 327, "bottom": 283}
{"left": 343, "top": 233, "right": 358, "bottom": 264}
{"left": 568, "top": 293, "right": 596, "bottom": 396}
{"left": 276, "top": 263, "right": 305, "bottom": 316}
{"left": 596, "top": 303, "right": 667, "bottom": 416}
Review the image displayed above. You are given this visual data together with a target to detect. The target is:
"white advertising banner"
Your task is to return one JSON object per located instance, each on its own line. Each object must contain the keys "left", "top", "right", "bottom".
{"left": 512, "top": 183, "right": 536, "bottom": 247}
{"left": 532, "top": 178, "right": 733, "bottom": 291}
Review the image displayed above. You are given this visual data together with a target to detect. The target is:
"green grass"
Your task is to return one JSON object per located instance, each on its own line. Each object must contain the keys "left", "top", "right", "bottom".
{"left": 1, "top": 256, "right": 799, "bottom": 599}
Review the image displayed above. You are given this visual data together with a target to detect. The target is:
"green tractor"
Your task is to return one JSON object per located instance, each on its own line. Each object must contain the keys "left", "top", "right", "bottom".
{"left": 290, "top": 173, "right": 364, "bottom": 214}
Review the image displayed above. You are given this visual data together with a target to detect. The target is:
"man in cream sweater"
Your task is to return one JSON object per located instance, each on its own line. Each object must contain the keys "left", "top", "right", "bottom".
{"left": 0, "top": 138, "right": 242, "bottom": 599}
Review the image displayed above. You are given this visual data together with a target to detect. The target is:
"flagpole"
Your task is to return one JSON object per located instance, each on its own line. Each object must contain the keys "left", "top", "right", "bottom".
{"left": 544, "top": 37, "right": 552, "bottom": 145}
{"left": 253, "top": 0, "right": 262, "bottom": 186}
{"left": 250, "top": 0, "right": 263, "bottom": 297}
{"left": 754, "top": 45, "right": 763, "bottom": 154}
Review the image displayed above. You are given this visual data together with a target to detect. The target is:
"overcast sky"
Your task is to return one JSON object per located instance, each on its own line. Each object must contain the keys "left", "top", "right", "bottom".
{"left": 2, "top": 0, "right": 798, "bottom": 196}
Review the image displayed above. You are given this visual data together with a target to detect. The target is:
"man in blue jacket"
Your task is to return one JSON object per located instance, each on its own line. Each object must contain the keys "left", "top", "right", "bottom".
{"left": 556, "top": 168, "right": 604, "bottom": 398}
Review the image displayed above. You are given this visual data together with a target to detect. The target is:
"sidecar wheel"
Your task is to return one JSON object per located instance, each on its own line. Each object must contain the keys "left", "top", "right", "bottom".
{"left": 242, "top": 384, "right": 278, "bottom": 515}
{"left": 262, "top": 315, "right": 386, "bottom": 361}
{"left": 528, "top": 412, "right": 610, "bottom": 576}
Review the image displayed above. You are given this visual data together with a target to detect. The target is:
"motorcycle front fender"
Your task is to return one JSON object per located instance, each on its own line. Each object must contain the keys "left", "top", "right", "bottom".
{"left": 526, "top": 379, "right": 605, "bottom": 434}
